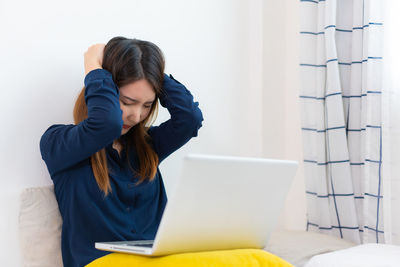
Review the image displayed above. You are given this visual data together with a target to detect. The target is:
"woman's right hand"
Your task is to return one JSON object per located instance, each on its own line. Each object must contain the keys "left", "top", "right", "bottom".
{"left": 84, "top": 43, "right": 105, "bottom": 76}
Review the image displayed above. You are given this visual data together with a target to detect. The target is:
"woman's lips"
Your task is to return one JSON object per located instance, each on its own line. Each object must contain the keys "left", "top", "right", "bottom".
{"left": 123, "top": 125, "right": 132, "bottom": 129}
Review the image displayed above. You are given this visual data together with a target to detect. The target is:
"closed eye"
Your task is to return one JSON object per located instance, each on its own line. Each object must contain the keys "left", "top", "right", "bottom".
{"left": 122, "top": 101, "right": 152, "bottom": 109}
{"left": 121, "top": 101, "right": 132, "bottom": 106}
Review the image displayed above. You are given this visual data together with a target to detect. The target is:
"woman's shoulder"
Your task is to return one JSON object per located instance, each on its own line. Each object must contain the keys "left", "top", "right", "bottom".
{"left": 40, "top": 124, "right": 74, "bottom": 143}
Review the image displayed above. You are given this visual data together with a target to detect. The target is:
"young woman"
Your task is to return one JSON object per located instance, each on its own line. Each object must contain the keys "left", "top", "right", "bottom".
{"left": 39, "top": 36, "right": 203, "bottom": 267}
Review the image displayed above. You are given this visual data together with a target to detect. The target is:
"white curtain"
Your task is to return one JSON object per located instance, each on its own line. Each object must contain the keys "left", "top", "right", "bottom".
{"left": 382, "top": 0, "right": 400, "bottom": 245}
{"left": 299, "top": 0, "right": 384, "bottom": 244}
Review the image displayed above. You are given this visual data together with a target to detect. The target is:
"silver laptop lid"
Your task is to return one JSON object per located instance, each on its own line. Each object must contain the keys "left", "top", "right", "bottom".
{"left": 151, "top": 154, "right": 298, "bottom": 256}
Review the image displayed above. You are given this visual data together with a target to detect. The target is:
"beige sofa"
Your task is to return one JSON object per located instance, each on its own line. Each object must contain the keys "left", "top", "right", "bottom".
{"left": 18, "top": 185, "right": 356, "bottom": 267}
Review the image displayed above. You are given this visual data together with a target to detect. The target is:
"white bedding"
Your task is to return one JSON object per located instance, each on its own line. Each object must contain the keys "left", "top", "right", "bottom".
{"left": 304, "top": 243, "right": 400, "bottom": 267}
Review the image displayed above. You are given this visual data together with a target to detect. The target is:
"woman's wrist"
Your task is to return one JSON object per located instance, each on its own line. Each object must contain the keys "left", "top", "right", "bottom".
{"left": 84, "top": 63, "right": 103, "bottom": 76}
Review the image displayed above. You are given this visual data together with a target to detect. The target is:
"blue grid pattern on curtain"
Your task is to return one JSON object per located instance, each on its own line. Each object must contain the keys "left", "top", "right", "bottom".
{"left": 299, "top": 0, "right": 384, "bottom": 243}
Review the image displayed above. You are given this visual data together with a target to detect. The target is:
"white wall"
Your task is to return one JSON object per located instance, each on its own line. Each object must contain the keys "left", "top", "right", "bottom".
{"left": 262, "top": 0, "right": 306, "bottom": 230}
{"left": 0, "top": 0, "right": 304, "bottom": 265}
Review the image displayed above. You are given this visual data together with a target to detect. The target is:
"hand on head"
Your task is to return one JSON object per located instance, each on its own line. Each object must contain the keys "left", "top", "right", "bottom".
{"left": 84, "top": 43, "right": 105, "bottom": 76}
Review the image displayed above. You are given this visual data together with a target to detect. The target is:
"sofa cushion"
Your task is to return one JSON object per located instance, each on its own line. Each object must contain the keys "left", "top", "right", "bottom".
{"left": 265, "top": 230, "right": 356, "bottom": 266}
{"left": 18, "top": 185, "right": 63, "bottom": 267}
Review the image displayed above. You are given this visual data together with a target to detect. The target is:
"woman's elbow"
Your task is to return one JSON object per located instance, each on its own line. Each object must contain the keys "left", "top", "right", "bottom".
{"left": 189, "top": 105, "right": 204, "bottom": 137}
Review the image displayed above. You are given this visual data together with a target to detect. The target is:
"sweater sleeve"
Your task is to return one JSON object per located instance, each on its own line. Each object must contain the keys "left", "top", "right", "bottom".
{"left": 39, "top": 69, "right": 123, "bottom": 176}
{"left": 148, "top": 74, "right": 203, "bottom": 163}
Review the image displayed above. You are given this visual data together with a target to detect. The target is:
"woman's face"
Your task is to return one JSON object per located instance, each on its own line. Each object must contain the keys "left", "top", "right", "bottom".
{"left": 118, "top": 79, "right": 156, "bottom": 135}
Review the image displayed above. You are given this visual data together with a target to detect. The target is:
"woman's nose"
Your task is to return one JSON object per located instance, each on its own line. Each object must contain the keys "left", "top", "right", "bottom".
{"left": 128, "top": 108, "right": 142, "bottom": 124}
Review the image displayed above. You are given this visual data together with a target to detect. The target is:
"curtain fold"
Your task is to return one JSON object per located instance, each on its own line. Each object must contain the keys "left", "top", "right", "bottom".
{"left": 299, "top": 0, "right": 383, "bottom": 244}
{"left": 382, "top": 0, "right": 400, "bottom": 245}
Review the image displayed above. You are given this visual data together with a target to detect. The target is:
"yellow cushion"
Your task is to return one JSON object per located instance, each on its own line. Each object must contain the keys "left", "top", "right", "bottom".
{"left": 86, "top": 249, "right": 293, "bottom": 267}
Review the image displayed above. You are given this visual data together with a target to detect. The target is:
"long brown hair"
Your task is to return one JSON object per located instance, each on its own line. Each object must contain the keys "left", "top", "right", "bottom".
{"left": 73, "top": 37, "right": 165, "bottom": 196}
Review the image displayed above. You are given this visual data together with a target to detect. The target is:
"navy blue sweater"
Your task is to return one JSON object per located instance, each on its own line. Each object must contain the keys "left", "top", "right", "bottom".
{"left": 39, "top": 69, "right": 203, "bottom": 267}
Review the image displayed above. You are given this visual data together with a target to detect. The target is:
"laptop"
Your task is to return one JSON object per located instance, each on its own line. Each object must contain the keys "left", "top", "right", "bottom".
{"left": 95, "top": 153, "right": 298, "bottom": 256}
